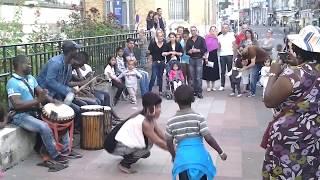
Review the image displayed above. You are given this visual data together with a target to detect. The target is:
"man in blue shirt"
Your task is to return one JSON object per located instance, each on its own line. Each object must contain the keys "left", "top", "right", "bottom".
{"left": 7, "top": 55, "right": 82, "bottom": 170}
{"left": 37, "top": 41, "right": 85, "bottom": 128}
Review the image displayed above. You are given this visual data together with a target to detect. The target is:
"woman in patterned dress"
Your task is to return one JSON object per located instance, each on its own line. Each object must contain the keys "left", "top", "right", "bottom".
{"left": 263, "top": 25, "right": 320, "bottom": 179}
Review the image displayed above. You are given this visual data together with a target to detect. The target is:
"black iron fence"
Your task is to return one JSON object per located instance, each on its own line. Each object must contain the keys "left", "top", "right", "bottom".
{"left": 0, "top": 32, "right": 149, "bottom": 105}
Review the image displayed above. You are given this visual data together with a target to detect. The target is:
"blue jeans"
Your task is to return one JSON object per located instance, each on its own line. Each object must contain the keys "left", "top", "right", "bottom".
{"left": 12, "top": 113, "right": 69, "bottom": 158}
{"left": 94, "top": 90, "right": 111, "bottom": 106}
{"left": 140, "top": 49, "right": 147, "bottom": 67}
{"left": 250, "top": 64, "right": 262, "bottom": 95}
{"left": 149, "top": 61, "right": 165, "bottom": 92}
{"left": 189, "top": 58, "right": 203, "bottom": 94}
{"left": 138, "top": 69, "right": 149, "bottom": 96}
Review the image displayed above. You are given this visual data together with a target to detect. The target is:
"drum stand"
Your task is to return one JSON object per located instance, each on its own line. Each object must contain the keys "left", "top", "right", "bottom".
{"left": 41, "top": 116, "right": 74, "bottom": 153}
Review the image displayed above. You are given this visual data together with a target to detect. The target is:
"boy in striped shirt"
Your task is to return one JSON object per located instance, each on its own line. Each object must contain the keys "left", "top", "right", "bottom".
{"left": 166, "top": 85, "right": 227, "bottom": 180}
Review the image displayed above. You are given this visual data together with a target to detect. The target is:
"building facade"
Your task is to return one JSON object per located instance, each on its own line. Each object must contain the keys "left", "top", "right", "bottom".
{"left": 83, "top": 0, "right": 218, "bottom": 35}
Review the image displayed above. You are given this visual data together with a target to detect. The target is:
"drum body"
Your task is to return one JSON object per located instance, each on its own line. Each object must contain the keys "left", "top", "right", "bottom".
{"left": 103, "top": 106, "right": 112, "bottom": 134}
{"left": 81, "top": 111, "right": 105, "bottom": 150}
{"left": 80, "top": 105, "right": 103, "bottom": 113}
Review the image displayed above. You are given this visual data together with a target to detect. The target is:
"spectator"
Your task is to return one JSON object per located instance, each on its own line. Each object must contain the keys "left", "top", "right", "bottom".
{"left": 180, "top": 29, "right": 191, "bottom": 85}
{"left": 239, "top": 29, "right": 258, "bottom": 48}
{"left": 146, "top": 10, "right": 155, "bottom": 30}
{"left": 259, "top": 59, "right": 271, "bottom": 97}
{"left": 217, "top": 24, "right": 235, "bottom": 91}
{"left": 240, "top": 58, "right": 250, "bottom": 93}
{"left": 148, "top": 30, "right": 168, "bottom": 95}
{"left": 176, "top": 26, "right": 184, "bottom": 37}
{"left": 137, "top": 29, "right": 148, "bottom": 67}
{"left": 203, "top": 25, "right": 220, "bottom": 92}
{"left": 116, "top": 47, "right": 126, "bottom": 74}
{"left": 235, "top": 23, "right": 249, "bottom": 47}
{"left": 123, "top": 38, "right": 149, "bottom": 96}
{"left": 163, "top": 32, "right": 183, "bottom": 63}
{"left": 104, "top": 56, "right": 125, "bottom": 106}
{"left": 186, "top": 26, "right": 207, "bottom": 98}
{"left": 226, "top": 59, "right": 242, "bottom": 97}
{"left": 262, "top": 25, "right": 320, "bottom": 179}
{"left": 153, "top": 13, "right": 161, "bottom": 31}
{"left": 156, "top": 8, "right": 166, "bottom": 33}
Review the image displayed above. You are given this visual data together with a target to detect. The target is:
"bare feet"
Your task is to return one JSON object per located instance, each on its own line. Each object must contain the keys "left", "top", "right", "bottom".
{"left": 118, "top": 163, "right": 137, "bottom": 174}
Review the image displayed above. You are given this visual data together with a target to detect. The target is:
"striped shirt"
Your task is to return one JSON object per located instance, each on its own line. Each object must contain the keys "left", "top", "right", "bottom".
{"left": 165, "top": 108, "right": 210, "bottom": 143}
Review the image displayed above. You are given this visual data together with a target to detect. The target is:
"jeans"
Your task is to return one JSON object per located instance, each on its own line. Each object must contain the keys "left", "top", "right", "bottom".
{"left": 149, "top": 61, "right": 165, "bottom": 92}
{"left": 250, "top": 64, "right": 262, "bottom": 95}
{"left": 220, "top": 55, "right": 233, "bottom": 88}
{"left": 94, "top": 90, "right": 111, "bottom": 106}
{"left": 138, "top": 69, "right": 149, "bottom": 96}
{"left": 189, "top": 58, "right": 203, "bottom": 94}
{"left": 140, "top": 49, "right": 147, "bottom": 67}
{"left": 12, "top": 113, "right": 69, "bottom": 158}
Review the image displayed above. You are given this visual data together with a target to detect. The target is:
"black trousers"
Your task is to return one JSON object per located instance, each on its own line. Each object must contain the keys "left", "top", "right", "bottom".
{"left": 220, "top": 55, "right": 233, "bottom": 87}
{"left": 111, "top": 79, "right": 125, "bottom": 100}
{"left": 179, "top": 171, "right": 207, "bottom": 180}
{"left": 231, "top": 82, "right": 241, "bottom": 94}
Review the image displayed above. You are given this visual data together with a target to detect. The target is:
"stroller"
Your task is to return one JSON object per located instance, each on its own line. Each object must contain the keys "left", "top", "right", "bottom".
{"left": 164, "top": 57, "right": 183, "bottom": 100}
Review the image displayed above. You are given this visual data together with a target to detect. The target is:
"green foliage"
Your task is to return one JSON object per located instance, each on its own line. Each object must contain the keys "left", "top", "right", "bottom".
{"left": 60, "top": 7, "right": 128, "bottom": 39}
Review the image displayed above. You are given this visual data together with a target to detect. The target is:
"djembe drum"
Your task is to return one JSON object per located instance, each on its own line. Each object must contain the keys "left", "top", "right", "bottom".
{"left": 41, "top": 103, "right": 75, "bottom": 152}
{"left": 103, "top": 106, "right": 112, "bottom": 134}
{"left": 81, "top": 111, "right": 105, "bottom": 150}
{"left": 80, "top": 105, "right": 103, "bottom": 113}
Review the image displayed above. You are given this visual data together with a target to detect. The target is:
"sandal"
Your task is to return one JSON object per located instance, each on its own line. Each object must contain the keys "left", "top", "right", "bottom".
{"left": 37, "top": 160, "right": 68, "bottom": 172}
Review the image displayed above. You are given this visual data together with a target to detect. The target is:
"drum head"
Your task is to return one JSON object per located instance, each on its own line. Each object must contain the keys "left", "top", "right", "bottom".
{"left": 103, "top": 106, "right": 111, "bottom": 111}
{"left": 81, "top": 105, "right": 103, "bottom": 110}
{"left": 43, "top": 103, "right": 75, "bottom": 120}
{"left": 82, "top": 111, "right": 104, "bottom": 116}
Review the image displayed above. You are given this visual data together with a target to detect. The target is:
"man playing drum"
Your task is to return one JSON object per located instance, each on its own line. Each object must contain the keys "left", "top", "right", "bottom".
{"left": 7, "top": 55, "right": 82, "bottom": 171}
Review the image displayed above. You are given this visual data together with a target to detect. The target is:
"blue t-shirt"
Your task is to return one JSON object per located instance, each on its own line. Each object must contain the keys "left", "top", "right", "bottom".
{"left": 7, "top": 73, "right": 38, "bottom": 109}
{"left": 180, "top": 39, "right": 190, "bottom": 64}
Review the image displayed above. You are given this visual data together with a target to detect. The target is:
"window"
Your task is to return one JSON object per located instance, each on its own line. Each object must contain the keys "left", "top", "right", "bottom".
{"left": 168, "top": 0, "right": 189, "bottom": 21}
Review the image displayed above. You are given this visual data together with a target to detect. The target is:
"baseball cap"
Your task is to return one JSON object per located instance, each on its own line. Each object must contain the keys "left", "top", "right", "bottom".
{"left": 287, "top": 25, "right": 320, "bottom": 53}
{"left": 62, "top": 40, "right": 83, "bottom": 52}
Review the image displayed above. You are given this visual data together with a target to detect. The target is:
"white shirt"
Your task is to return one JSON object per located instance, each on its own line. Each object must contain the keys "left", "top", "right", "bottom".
{"left": 115, "top": 114, "right": 146, "bottom": 148}
{"left": 104, "top": 65, "right": 116, "bottom": 80}
{"left": 218, "top": 32, "right": 235, "bottom": 56}
{"left": 72, "top": 64, "right": 92, "bottom": 77}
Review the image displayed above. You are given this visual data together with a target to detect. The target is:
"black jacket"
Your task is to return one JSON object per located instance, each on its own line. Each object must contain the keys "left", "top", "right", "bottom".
{"left": 164, "top": 42, "right": 183, "bottom": 62}
{"left": 186, "top": 36, "right": 207, "bottom": 58}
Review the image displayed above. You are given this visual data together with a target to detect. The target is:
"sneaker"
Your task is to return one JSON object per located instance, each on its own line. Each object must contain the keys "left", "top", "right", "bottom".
{"left": 193, "top": 92, "right": 197, "bottom": 96}
{"left": 212, "top": 88, "right": 217, "bottom": 91}
{"left": 237, "top": 94, "right": 242, "bottom": 97}
{"left": 118, "top": 163, "right": 137, "bottom": 174}
{"left": 206, "top": 88, "right": 212, "bottom": 92}
{"left": 218, "top": 87, "right": 224, "bottom": 91}
{"left": 197, "top": 93, "right": 203, "bottom": 99}
{"left": 247, "top": 93, "right": 256, "bottom": 97}
{"left": 53, "top": 155, "right": 69, "bottom": 164}
{"left": 130, "top": 101, "right": 137, "bottom": 104}
{"left": 61, "top": 150, "right": 83, "bottom": 159}
{"left": 229, "top": 93, "right": 235, "bottom": 96}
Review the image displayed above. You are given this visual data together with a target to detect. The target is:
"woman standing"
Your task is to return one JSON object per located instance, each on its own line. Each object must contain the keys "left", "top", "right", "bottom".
{"left": 163, "top": 32, "right": 183, "bottom": 62}
{"left": 146, "top": 10, "right": 155, "bottom": 30}
{"left": 203, "top": 26, "right": 220, "bottom": 91}
{"left": 240, "top": 29, "right": 258, "bottom": 48}
{"left": 262, "top": 25, "right": 320, "bottom": 179}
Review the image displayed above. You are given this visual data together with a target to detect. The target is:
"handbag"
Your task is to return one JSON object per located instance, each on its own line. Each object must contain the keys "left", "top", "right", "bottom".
{"left": 260, "top": 69, "right": 320, "bottom": 149}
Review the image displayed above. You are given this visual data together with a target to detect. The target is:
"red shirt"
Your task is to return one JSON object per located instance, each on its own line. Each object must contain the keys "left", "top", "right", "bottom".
{"left": 235, "top": 33, "right": 246, "bottom": 46}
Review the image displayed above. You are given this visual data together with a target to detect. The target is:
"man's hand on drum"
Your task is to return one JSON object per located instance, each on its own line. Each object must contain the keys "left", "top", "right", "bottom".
{"left": 37, "top": 90, "right": 48, "bottom": 103}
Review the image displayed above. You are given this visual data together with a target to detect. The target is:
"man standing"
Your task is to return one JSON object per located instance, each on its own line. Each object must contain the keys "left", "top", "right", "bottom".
{"left": 7, "top": 55, "right": 81, "bottom": 171}
{"left": 37, "top": 41, "right": 85, "bottom": 128}
{"left": 217, "top": 24, "right": 236, "bottom": 91}
{"left": 186, "top": 26, "right": 207, "bottom": 98}
{"left": 123, "top": 38, "right": 149, "bottom": 96}
{"left": 156, "top": 8, "right": 166, "bottom": 33}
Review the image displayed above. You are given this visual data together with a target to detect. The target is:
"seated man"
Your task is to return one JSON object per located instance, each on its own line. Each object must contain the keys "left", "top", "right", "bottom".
{"left": 7, "top": 55, "right": 81, "bottom": 171}
{"left": 37, "top": 41, "right": 85, "bottom": 129}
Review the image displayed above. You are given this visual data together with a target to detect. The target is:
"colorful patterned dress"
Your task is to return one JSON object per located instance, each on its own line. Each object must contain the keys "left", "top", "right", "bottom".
{"left": 262, "top": 61, "right": 320, "bottom": 179}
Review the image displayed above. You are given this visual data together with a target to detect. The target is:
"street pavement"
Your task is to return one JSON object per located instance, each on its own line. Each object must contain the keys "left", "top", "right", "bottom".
{"left": 3, "top": 26, "right": 285, "bottom": 180}
{"left": 4, "top": 86, "right": 272, "bottom": 180}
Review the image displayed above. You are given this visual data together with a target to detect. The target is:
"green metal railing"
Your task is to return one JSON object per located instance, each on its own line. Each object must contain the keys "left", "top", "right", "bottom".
{"left": 0, "top": 32, "right": 149, "bottom": 105}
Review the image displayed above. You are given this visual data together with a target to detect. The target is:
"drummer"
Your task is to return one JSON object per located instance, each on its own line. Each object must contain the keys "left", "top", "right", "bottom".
{"left": 71, "top": 51, "right": 122, "bottom": 121}
{"left": 37, "top": 41, "right": 85, "bottom": 130}
{"left": 6, "top": 55, "right": 82, "bottom": 171}
{"left": 104, "top": 92, "right": 167, "bottom": 174}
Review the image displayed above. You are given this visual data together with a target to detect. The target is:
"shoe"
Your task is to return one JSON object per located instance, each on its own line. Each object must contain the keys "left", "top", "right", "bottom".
{"left": 237, "top": 94, "right": 242, "bottom": 97}
{"left": 212, "top": 87, "right": 217, "bottom": 91}
{"left": 197, "top": 93, "right": 203, "bottom": 99}
{"left": 193, "top": 92, "right": 197, "bottom": 96}
{"left": 53, "top": 155, "right": 69, "bottom": 164}
{"left": 118, "top": 163, "right": 137, "bottom": 174}
{"left": 207, "top": 88, "right": 211, "bottom": 92}
{"left": 218, "top": 87, "right": 224, "bottom": 91}
{"left": 229, "top": 93, "right": 235, "bottom": 96}
{"left": 130, "top": 101, "right": 137, "bottom": 104}
{"left": 247, "top": 93, "right": 256, "bottom": 97}
{"left": 61, "top": 150, "right": 83, "bottom": 159}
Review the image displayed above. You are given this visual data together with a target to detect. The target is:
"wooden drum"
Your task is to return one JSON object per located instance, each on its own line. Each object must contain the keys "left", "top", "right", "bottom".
{"left": 42, "top": 103, "right": 75, "bottom": 123}
{"left": 80, "top": 105, "right": 103, "bottom": 113}
{"left": 81, "top": 111, "right": 105, "bottom": 150}
{"left": 103, "top": 106, "right": 112, "bottom": 134}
